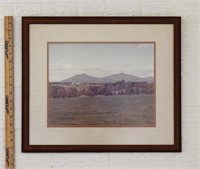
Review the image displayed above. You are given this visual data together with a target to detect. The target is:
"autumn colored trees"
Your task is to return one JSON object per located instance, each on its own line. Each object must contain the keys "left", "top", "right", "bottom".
{"left": 49, "top": 80, "right": 154, "bottom": 98}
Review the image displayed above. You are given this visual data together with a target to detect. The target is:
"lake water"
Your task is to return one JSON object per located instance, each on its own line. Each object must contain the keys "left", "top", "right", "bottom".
{"left": 48, "top": 95, "right": 155, "bottom": 127}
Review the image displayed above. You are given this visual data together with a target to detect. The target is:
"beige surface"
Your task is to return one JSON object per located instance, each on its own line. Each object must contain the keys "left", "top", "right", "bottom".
{"left": 29, "top": 24, "right": 174, "bottom": 145}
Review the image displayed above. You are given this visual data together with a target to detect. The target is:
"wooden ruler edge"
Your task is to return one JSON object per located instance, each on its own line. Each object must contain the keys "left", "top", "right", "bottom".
{"left": 4, "top": 16, "right": 15, "bottom": 169}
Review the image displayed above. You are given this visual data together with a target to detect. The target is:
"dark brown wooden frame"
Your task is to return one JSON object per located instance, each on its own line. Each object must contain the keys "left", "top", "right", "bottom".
{"left": 22, "top": 17, "right": 181, "bottom": 152}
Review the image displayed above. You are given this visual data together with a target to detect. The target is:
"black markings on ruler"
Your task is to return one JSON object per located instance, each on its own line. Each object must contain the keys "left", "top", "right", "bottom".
{"left": 5, "top": 96, "right": 9, "bottom": 114}
{"left": 5, "top": 41, "right": 9, "bottom": 59}
{"left": 6, "top": 148, "right": 10, "bottom": 167}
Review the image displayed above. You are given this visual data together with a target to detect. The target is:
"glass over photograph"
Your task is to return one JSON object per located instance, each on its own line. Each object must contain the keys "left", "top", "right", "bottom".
{"left": 48, "top": 43, "right": 155, "bottom": 127}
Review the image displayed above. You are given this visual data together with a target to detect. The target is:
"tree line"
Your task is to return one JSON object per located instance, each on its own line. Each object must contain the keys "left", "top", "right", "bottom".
{"left": 49, "top": 80, "right": 154, "bottom": 98}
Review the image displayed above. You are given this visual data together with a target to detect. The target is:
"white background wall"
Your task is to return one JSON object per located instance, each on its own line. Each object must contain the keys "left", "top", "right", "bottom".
{"left": 0, "top": 0, "right": 199, "bottom": 169}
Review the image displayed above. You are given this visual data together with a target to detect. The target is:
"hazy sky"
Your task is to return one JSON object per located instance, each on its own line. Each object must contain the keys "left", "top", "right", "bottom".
{"left": 49, "top": 43, "right": 154, "bottom": 82}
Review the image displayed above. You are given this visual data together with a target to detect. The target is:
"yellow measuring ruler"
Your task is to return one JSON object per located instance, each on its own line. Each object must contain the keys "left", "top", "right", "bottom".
{"left": 4, "top": 16, "right": 15, "bottom": 169}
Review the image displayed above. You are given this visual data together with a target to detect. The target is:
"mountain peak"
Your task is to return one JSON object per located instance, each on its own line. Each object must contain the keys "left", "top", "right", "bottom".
{"left": 61, "top": 73, "right": 154, "bottom": 84}
{"left": 77, "top": 73, "right": 89, "bottom": 76}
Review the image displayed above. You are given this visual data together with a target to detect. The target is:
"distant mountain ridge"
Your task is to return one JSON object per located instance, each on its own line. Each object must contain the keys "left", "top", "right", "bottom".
{"left": 60, "top": 73, "right": 154, "bottom": 83}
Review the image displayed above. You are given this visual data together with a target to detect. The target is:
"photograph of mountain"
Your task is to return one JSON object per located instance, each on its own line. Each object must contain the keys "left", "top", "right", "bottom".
{"left": 48, "top": 43, "right": 155, "bottom": 127}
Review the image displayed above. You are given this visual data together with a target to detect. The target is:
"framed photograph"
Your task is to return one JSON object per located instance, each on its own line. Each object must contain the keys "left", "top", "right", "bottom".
{"left": 22, "top": 17, "right": 181, "bottom": 152}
